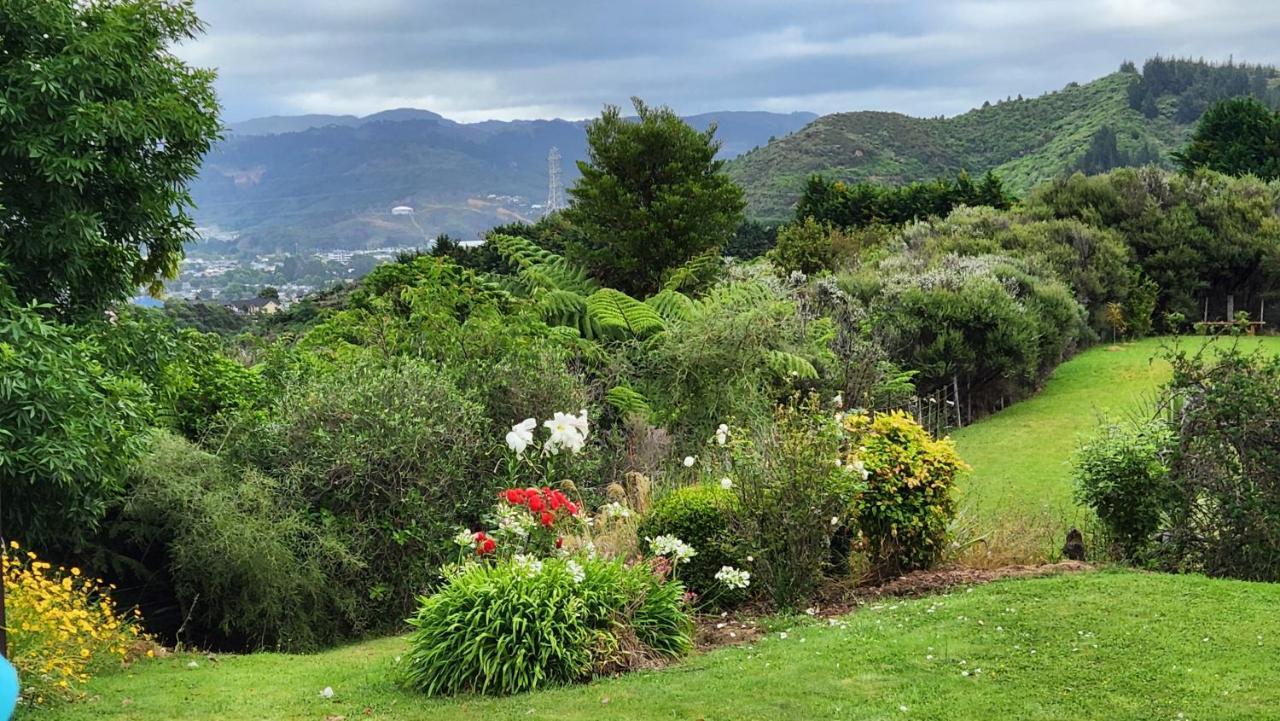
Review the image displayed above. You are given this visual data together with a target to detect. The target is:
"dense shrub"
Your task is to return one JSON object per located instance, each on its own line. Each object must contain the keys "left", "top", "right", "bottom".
{"left": 636, "top": 484, "right": 746, "bottom": 606}
{"left": 867, "top": 252, "right": 1088, "bottom": 420}
{"left": 403, "top": 556, "right": 691, "bottom": 696}
{"left": 1073, "top": 419, "right": 1175, "bottom": 560}
{"left": 722, "top": 395, "right": 862, "bottom": 607}
{"left": 1162, "top": 346, "right": 1280, "bottom": 580}
{"left": 4, "top": 542, "right": 142, "bottom": 705}
{"left": 219, "top": 357, "right": 491, "bottom": 633}
{"left": 113, "top": 432, "right": 356, "bottom": 651}
{"left": 844, "top": 410, "right": 966, "bottom": 578}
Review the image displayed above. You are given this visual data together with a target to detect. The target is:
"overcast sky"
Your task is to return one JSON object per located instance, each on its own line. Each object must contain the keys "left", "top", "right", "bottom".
{"left": 177, "top": 0, "right": 1280, "bottom": 123}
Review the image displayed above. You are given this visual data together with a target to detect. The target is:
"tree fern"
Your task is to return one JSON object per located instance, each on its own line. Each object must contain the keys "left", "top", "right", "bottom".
{"left": 767, "top": 350, "right": 819, "bottom": 381}
{"left": 604, "top": 385, "right": 653, "bottom": 418}
{"left": 586, "top": 288, "right": 665, "bottom": 340}
{"left": 645, "top": 289, "right": 697, "bottom": 323}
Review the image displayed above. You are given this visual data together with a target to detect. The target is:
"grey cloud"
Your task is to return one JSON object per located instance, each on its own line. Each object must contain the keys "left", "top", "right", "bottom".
{"left": 177, "top": 0, "right": 1280, "bottom": 122}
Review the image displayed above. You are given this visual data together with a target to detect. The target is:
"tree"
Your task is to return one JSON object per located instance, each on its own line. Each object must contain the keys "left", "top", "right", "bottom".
{"left": 257, "top": 286, "right": 280, "bottom": 300}
{"left": 1174, "top": 97, "right": 1280, "bottom": 180}
{"left": 565, "top": 98, "right": 745, "bottom": 296}
{"left": 0, "top": 281, "right": 150, "bottom": 553}
{"left": 0, "top": 0, "right": 221, "bottom": 319}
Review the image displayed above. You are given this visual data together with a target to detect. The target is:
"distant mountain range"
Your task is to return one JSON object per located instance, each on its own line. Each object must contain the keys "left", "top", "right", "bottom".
{"left": 727, "top": 58, "right": 1280, "bottom": 220}
{"left": 193, "top": 57, "right": 1280, "bottom": 253}
{"left": 191, "top": 110, "right": 817, "bottom": 252}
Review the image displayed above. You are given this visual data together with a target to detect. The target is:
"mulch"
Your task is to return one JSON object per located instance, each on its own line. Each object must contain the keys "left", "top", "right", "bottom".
{"left": 693, "top": 561, "right": 1092, "bottom": 651}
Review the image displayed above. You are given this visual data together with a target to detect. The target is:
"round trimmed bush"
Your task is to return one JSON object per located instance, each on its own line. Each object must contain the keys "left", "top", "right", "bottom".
{"left": 844, "top": 411, "right": 966, "bottom": 578}
{"left": 403, "top": 557, "right": 691, "bottom": 696}
{"left": 636, "top": 484, "right": 747, "bottom": 606}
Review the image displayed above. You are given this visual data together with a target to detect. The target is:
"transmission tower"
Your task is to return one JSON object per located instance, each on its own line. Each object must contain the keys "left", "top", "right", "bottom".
{"left": 545, "top": 146, "right": 565, "bottom": 213}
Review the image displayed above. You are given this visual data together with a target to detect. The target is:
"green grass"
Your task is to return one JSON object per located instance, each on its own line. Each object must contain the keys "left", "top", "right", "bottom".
{"left": 33, "top": 571, "right": 1280, "bottom": 721}
{"left": 951, "top": 336, "right": 1280, "bottom": 545}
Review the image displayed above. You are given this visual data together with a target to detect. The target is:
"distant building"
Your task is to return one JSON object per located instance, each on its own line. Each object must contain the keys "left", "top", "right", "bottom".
{"left": 391, "top": 205, "right": 414, "bottom": 216}
{"left": 223, "top": 297, "right": 281, "bottom": 315}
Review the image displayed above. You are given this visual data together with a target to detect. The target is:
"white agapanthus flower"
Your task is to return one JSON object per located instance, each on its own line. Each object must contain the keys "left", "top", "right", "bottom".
{"left": 714, "top": 423, "right": 729, "bottom": 446}
{"left": 566, "top": 559, "right": 585, "bottom": 584}
{"left": 514, "top": 554, "right": 543, "bottom": 575}
{"left": 453, "top": 528, "right": 475, "bottom": 547}
{"left": 683, "top": 455, "right": 696, "bottom": 468}
{"left": 602, "top": 501, "right": 631, "bottom": 518}
{"left": 833, "top": 392, "right": 844, "bottom": 409}
{"left": 719, "top": 477, "right": 733, "bottom": 490}
{"left": 505, "top": 418, "right": 537, "bottom": 456}
{"left": 544, "top": 411, "right": 587, "bottom": 455}
{"left": 648, "top": 534, "right": 696, "bottom": 563}
{"left": 495, "top": 504, "right": 532, "bottom": 537}
{"left": 715, "top": 565, "right": 751, "bottom": 590}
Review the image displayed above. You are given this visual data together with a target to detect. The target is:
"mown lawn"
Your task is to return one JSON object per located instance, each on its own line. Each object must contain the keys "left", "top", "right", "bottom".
{"left": 33, "top": 571, "right": 1280, "bottom": 721}
{"left": 951, "top": 336, "right": 1280, "bottom": 543}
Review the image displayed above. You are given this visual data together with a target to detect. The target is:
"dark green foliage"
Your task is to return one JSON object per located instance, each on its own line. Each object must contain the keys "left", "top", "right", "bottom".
{"left": 867, "top": 253, "right": 1088, "bottom": 421}
{"left": 794, "top": 171, "right": 1012, "bottom": 230}
{"left": 725, "top": 220, "right": 777, "bottom": 260}
{"left": 1028, "top": 167, "right": 1280, "bottom": 324}
{"left": 1127, "top": 56, "right": 1279, "bottom": 123}
{"left": 565, "top": 98, "right": 746, "bottom": 296}
{"left": 1074, "top": 125, "right": 1159, "bottom": 175}
{"left": 0, "top": 291, "right": 150, "bottom": 552}
{"left": 1174, "top": 97, "right": 1280, "bottom": 180}
{"left": 161, "top": 299, "right": 251, "bottom": 335}
{"left": 769, "top": 217, "right": 837, "bottom": 275}
{"left": 112, "top": 432, "right": 357, "bottom": 651}
{"left": 403, "top": 557, "right": 691, "bottom": 696}
{"left": 636, "top": 485, "right": 746, "bottom": 606}
{"left": 1074, "top": 419, "right": 1174, "bottom": 560}
{"left": 219, "top": 358, "right": 491, "bottom": 632}
{"left": 0, "top": 0, "right": 220, "bottom": 318}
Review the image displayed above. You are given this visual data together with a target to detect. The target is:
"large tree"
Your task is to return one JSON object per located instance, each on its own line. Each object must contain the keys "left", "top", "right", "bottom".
{"left": 0, "top": 0, "right": 221, "bottom": 318}
{"left": 565, "top": 98, "right": 745, "bottom": 296}
{"left": 1174, "top": 97, "right": 1280, "bottom": 181}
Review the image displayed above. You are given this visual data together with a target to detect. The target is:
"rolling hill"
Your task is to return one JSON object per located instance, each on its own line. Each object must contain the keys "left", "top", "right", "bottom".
{"left": 191, "top": 110, "right": 816, "bottom": 252}
{"left": 727, "top": 59, "right": 1280, "bottom": 221}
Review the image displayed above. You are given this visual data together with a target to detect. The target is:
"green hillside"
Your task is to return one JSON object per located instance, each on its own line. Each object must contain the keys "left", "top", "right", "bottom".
{"left": 728, "top": 62, "right": 1272, "bottom": 221}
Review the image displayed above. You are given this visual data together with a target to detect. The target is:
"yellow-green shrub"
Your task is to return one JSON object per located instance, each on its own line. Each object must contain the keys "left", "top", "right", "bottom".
{"left": 843, "top": 411, "right": 967, "bottom": 578}
{"left": 4, "top": 542, "right": 143, "bottom": 705}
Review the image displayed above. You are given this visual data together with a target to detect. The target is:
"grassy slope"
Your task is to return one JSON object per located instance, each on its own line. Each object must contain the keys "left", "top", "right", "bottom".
{"left": 728, "top": 71, "right": 1193, "bottom": 220}
{"left": 951, "top": 337, "right": 1280, "bottom": 548}
{"left": 35, "top": 571, "right": 1280, "bottom": 721}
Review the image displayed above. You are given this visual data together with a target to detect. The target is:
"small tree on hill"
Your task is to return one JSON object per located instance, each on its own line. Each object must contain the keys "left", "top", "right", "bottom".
{"left": 565, "top": 98, "right": 745, "bottom": 296}
{"left": 0, "top": 0, "right": 221, "bottom": 318}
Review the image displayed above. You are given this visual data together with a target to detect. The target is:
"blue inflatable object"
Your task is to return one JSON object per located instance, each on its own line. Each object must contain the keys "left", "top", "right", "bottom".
{"left": 0, "top": 655, "right": 17, "bottom": 720}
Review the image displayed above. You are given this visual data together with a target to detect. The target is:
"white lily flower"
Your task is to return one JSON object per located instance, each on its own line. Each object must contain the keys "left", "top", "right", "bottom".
{"left": 505, "top": 418, "right": 536, "bottom": 456}
{"left": 544, "top": 412, "right": 586, "bottom": 455}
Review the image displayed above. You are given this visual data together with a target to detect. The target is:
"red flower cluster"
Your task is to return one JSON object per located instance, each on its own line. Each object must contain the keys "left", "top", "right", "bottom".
{"left": 501, "top": 487, "right": 580, "bottom": 523}
{"left": 472, "top": 531, "right": 496, "bottom": 556}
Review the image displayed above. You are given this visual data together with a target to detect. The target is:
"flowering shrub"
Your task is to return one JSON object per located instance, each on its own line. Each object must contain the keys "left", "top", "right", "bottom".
{"left": 635, "top": 484, "right": 748, "bottom": 607}
{"left": 4, "top": 543, "right": 144, "bottom": 705}
{"left": 843, "top": 410, "right": 967, "bottom": 578}
{"left": 403, "top": 556, "right": 691, "bottom": 696}
{"left": 724, "top": 396, "right": 863, "bottom": 607}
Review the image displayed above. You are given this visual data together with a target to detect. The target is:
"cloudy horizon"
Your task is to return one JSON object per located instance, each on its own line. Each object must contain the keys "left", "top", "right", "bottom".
{"left": 178, "top": 0, "right": 1280, "bottom": 124}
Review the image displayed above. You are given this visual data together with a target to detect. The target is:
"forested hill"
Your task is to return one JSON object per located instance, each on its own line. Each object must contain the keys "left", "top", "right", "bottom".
{"left": 728, "top": 58, "right": 1280, "bottom": 221}
{"left": 190, "top": 110, "right": 815, "bottom": 252}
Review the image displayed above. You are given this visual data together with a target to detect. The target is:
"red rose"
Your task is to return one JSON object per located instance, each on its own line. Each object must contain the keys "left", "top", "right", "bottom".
{"left": 527, "top": 494, "right": 545, "bottom": 512}
{"left": 473, "top": 531, "right": 486, "bottom": 542}
{"left": 548, "top": 491, "right": 564, "bottom": 511}
{"left": 540, "top": 511, "right": 555, "bottom": 527}
{"left": 555, "top": 537, "right": 564, "bottom": 549}
{"left": 477, "top": 538, "right": 496, "bottom": 555}
{"left": 504, "top": 489, "right": 525, "bottom": 505}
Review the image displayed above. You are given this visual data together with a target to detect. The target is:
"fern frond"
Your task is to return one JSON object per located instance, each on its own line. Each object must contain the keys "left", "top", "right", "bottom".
{"left": 586, "top": 288, "right": 665, "bottom": 340}
{"left": 767, "top": 350, "right": 819, "bottom": 381}
{"left": 604, "top": 385, "right": 653, "bottom": 418}
{"left": 645, "top": 289, "right": 697, "bottom": 323}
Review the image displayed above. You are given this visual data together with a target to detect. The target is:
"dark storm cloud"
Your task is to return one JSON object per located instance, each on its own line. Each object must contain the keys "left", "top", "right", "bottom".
{"left": 177, "top": 0, "right": 1280, "bottom": 122}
